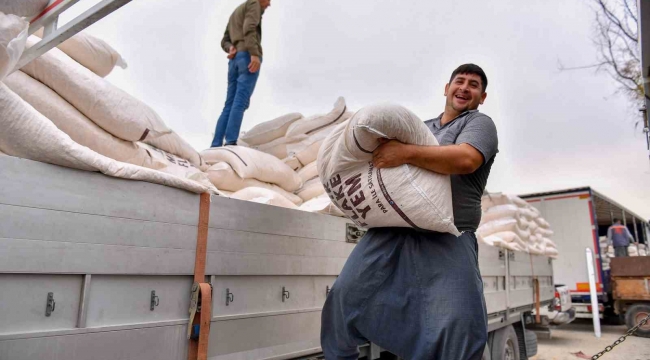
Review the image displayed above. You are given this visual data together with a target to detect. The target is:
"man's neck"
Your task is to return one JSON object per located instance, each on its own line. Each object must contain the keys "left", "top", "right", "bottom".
{"left": 440, "top": 107, "right": 463, "bottom": 126}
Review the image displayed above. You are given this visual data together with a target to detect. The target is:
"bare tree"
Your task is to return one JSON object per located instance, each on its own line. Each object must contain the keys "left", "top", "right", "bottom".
{"left": 561, "top": 0, "right": 642, "bottom": 107}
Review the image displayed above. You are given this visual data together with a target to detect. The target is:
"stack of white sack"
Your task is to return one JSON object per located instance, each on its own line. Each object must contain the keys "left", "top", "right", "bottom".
{"left": 639, "top": 243, "right": 648, "bottom": 257}
{"left": 33, "top": 28, "right": 127, "bottom": 77}
{"left": 227, "top": 97, "right": 351, "bottom": 213}
{"left": 0, "top": 15, "right": 210, "bottom": 191}
{"left": 599, "top": 236, "right": 613, "bottom": 270}
{"left": 243, "top": 97, "right": 351, "bottom": 170}
{"left": 318, "top": 103, "right": 460, "bottom": 235}
{"left": 200, "top": 146, "right": 304, "bottom": 209}
{"left": 628, "top": 243, "right": 639, "bottom": 257}
{"left": 478, "top": 193, "right": 559, "bottom": 258}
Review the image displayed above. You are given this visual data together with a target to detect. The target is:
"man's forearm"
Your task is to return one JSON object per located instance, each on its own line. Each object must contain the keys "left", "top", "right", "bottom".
{"left": 404, "top": 144, "right": 480, "bottom": 175}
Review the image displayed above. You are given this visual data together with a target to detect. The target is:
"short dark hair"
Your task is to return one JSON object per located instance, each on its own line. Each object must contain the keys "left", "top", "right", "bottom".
{"left": 613, "top": 218, "right": 620, "bottom": 223}
{"left": 449, "top": 64, "right": 488, "bottom": 92}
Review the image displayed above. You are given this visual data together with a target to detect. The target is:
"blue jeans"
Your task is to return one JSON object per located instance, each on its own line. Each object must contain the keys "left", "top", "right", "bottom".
{"left": 321, "top": 228, "right": 487, "bottom": 360}
{"left": 211, "top": 51, "right": 261, "bottom": 147}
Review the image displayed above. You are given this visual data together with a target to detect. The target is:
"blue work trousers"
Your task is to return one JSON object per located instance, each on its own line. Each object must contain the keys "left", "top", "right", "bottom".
{"left": 321, "top": 228, "right": 487, "bottom": 360}
{"left": 211, "top": 51, "right": 260, "bottom": 147}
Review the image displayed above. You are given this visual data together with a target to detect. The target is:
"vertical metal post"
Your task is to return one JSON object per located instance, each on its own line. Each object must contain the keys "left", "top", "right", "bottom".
{"left": 634, "top": 217, "right": 640, "bottom": 244}
{"left": 640, "top": 0, "right": 650, "bottom": 156}
{"left": 77, "top": 274, "right": 91, "bottom": 328}
{"left": 622, "top": 210, "right": 627, "bottom": 227}
{"left": 586, "top": 248, "right": 601, "bottom": 338}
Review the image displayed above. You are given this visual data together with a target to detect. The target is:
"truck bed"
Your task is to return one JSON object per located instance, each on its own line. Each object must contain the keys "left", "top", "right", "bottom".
{"left": 0, "top": 156, "right": 553, "bottom": 359}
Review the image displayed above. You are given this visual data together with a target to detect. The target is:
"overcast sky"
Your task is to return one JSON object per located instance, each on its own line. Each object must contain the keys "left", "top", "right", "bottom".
{"left": 63, "top": 0, "right": 650, "bottom": 219}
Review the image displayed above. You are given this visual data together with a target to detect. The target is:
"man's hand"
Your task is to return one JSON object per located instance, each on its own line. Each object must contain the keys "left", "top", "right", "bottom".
{"left": 372, "top": 139, "right": 411, "bottom": 169}
{"left": 248, "top": 55, "right": 261, "bottom": 73}
{"left": 227, "top": 46, "right": 237, "bottom": 59}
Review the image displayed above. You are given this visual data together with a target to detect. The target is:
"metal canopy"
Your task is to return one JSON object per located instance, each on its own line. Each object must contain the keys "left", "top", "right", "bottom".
{"left": 519, "top": 187, "right": 647, "bottom": 227}
{"left": 12, "top": 0, "right": 132, "bottom": 73}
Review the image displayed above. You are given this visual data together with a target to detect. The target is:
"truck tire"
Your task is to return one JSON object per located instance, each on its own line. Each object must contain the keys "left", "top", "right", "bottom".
{"left": 524, "top": 330, "right": 537, "bottom": 358}
{"left": 490, "top": 325, "right": 520, "bottom": 360}
{"left": 625, "top": 303, "right": 650, "bottom": 338}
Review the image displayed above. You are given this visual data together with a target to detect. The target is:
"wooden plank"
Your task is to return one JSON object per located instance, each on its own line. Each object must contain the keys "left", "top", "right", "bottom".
{"left": 209, "top": 195, "right": 351, "bottom": 242}
{"left": 611, "top": 257, "right": 650, "bottom": 277}
{"left": 0, "top": 239, "right": 349, "bottom": 276}
{"left": 0, "top": 156, "right": 199, "bottom": 225}
{"left": 612, "top": 277, "right": 650, "bottom": 300}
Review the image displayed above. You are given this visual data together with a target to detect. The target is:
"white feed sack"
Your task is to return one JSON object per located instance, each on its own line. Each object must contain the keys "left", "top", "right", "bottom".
{"left": 0, "top": 0, "right": 49, "bottom": 17}
{"left": 283, "top": 154, "right": 302, "bottom": 171}
{"left": 144, "top": 131, "right": 205, "bottom": 169}
{"left": 285, "top": 97, "right": 349, "bottom": 138}
{"left": 240, "top": 112, "right": 303, "bottom": 146}
{"left": 477, "top": 218, "right": 531, "bottom": 241}
{"left": 479, "top": 193, "right": 558, "bottom": 258}
{"left": 34, "top": 28, "right": 126, "bottom": 77}
{"left": 286, "top": 123, "right": 345, "bottom": 166}
{"left": 318, "top": 103, "right": 459, "bottom": 235}
{"left": 300, "top": 194, "right": 345, "bottom": 217}
{"left": 21, "top": 36, "right": 170, "bottom": 142}
{"left": 4, "top": 71, "right": 155, "bottom": 168}
{"left": 297, "top": 177, "right": 326, "bottom": 202}
{"left": 205, "top": 162, "right": 302, "bottom": 205}
{"left": 297, "top": 161, "right": 319, "bottom": 183}
{"left": 254, "top": 133, "right": 308, "bottom": 159}
{"left": 137, "top": 143, "right": 216, "bottom": 191}
{"left": 201, "top": 146, "right": 303, "bottom": 192}
{"left": 0, "top": 83, "right": 211, "bottom": 194}
{"left": 231, "top": 187, "right": 299, "bottom": 209}
{"left": 0, "top": 12, "right": 27, "bottom": 81}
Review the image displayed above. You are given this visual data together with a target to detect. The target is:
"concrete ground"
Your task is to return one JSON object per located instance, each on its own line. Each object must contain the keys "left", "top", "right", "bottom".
{"left": 532, "top": 319, "right": 650, "bottom": 360}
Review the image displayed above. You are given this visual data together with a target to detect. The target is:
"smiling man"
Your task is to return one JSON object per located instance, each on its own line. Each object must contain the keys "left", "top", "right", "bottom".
{"left": 321, "top": 64, "right": 498, "bottom": 360}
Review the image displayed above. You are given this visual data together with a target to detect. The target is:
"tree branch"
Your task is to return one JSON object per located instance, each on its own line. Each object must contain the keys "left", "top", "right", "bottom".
{"left": 623, "top": 0, "right": 638, "bottom": 25}
{"left": 595, "top": 0, "right": 638, "bottom": 43}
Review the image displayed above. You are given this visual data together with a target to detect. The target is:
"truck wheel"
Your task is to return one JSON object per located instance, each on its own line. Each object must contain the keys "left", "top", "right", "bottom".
{"left": 490, "top": 325, "right": 520, "bottom": 360}
{"left": 625, "top": 304, "right": 650, "bottom": 338}
{"left": 524, "top": 330, "right": 537, "bottom": 358}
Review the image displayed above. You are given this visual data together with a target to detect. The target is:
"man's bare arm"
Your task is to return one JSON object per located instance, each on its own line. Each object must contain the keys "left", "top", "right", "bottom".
{"left": 372, "top": 140, "right": 484, "bottom": 175}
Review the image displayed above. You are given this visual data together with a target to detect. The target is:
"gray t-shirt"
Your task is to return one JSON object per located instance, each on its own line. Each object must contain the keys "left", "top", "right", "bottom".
{"left": 424, "top": 110, "right": 498, "bottom": 232}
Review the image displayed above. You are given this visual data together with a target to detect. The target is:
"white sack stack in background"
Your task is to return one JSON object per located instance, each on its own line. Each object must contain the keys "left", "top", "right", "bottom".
{"left": 478, "top": 193, "right": 559, "bottom": 258}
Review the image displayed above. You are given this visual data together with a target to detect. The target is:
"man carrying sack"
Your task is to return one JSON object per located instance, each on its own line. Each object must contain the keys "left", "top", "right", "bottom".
{"left": 321, "top": 64, "right": 498, "bottom": 360}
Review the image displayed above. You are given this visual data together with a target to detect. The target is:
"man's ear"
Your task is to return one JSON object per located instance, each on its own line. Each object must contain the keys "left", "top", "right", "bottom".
{"left": 480, "top": 92, "right": 487, "bottom": 105}
{"left": 444, "top": 83, "right": 449, "bottom": 96}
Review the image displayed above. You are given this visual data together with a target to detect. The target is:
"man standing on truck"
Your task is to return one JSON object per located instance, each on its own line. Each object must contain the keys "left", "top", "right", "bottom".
{"left": 210, "top": 0, "right": 270, "bottom": 148}
{"left": 321, "top": 64, "right": 497, "bottom": 360}
{"left": 607, "top": 218, "right": 634, "bottom": 257}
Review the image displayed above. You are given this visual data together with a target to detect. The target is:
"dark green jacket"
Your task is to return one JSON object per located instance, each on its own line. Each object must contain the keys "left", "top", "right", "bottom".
{"left": 221, "top": 0, "right": 263, "bottom": 57}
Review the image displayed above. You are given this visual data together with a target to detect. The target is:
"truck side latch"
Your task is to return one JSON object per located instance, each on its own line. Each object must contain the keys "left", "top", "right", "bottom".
{"left": 346, "top": 224, "right": 367, "bottom": 243}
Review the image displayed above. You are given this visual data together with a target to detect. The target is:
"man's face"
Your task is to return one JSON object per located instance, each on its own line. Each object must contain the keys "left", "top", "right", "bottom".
{"left": 444, "top": 73, "right": 487, "bottom": 113}
{"left": 259, "top": 0, "right": 271, "bottom": 10}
